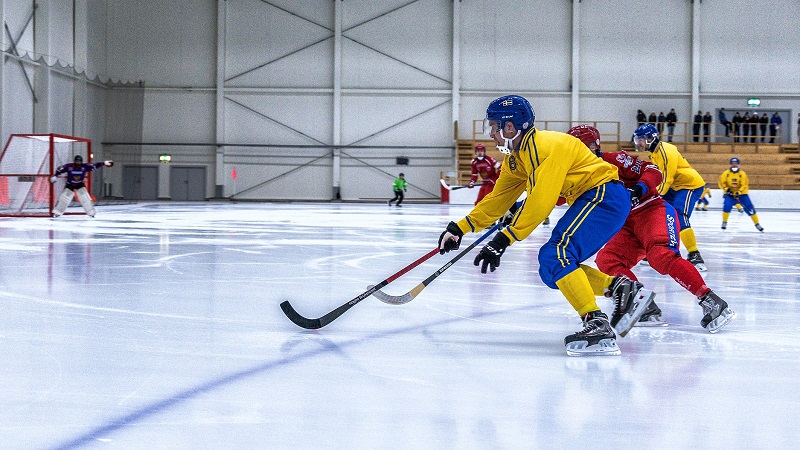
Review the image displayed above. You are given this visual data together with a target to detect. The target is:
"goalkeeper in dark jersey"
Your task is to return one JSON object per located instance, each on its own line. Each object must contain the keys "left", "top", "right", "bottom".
{"left": 50, "top": 155, "right": 113, "bottom": 217}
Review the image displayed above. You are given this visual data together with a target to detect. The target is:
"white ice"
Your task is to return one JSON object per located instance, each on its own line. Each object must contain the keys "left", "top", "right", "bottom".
{"left": 1, "top": 202, "right": 799, "bottom": 449}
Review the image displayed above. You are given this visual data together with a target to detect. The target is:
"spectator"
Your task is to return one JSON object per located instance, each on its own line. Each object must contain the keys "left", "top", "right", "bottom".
{"left": 797, "top": 113, "right": 800, "bottom": 143}
{"left": 657, "top": 112, "right": 666, "bottom": 134}
{"left": 742, "top": 112, "right": 751, "bottom": 142}
{"left": 732, "top": 112, "right": 742, "bottom": 142}
{"left": 748, "top": 112, "right": 759, "bottom": 143}
{"left": 769, "top": 112, "right": 782, "bottom": 143}
{"left": 759, "top": 113, "right": 769, "bottom": 142}
{"left": 692, "top": 110, "right": 703, "bottom": 142}
{"left": 718, "top": 108, "right": 731, "bottom": 137}
{"left": 666, "top": 108, "right": 677, "bottom": 142}
{"left": 649, "top": 112, "right": 657, "bottom": 125}
{"left": 702, "top": 111, "right": 712, "bottom": 142}
{"left": 637, "top": 110, "right": 647, "bottom": 126}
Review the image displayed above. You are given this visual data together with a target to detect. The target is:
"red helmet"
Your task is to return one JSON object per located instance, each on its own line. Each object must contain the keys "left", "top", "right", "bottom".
{"left": 567, "top": 125, "right": 601, "bottom": 154}
{"left": 475, "top": 143, "right": 486, "bottom": 152}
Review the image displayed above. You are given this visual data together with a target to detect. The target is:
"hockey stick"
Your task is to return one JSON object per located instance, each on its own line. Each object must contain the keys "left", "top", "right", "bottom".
{"left": 372, "top": 222, "right": 502, "bottom": 305}
{"left": 280, "top": 247, "right": 440, "bottom": 329}
{"left": 439, "top": 179, "right": 483, "bottom": 191}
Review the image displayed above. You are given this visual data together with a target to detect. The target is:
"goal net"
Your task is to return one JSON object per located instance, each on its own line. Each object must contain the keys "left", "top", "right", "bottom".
{"left": 0, "top": 134, "right": 92, "bottom": 217}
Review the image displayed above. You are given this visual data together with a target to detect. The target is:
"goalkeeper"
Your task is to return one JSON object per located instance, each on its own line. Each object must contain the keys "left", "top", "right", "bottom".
{"left": 50, "top": 155, "right": 113, "bottom": 217}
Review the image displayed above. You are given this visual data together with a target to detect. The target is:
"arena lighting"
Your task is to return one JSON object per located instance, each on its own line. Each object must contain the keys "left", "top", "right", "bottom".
{"left": 159, "top": 154, "right": 172, "bottom": 163}
{"left": 747, "top": 98, "right": 761, "bottom": 107}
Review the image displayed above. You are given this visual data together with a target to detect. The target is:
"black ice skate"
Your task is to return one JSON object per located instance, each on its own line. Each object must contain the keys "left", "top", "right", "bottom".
{"left": 755, "top": 223, "right": 764, "bottom": 232}
{"left": 635, "top": 300, "right": 667, "bottom": 327}
{"left": 564, "top": 311, "right": 620, "bottom": 356}
{"left": 698, "top": 291, "right": 736, "bottom": 333}
{"left": 687, "top": 250, "right": 707, "bottom": 272}
{"left": 721, "top": 221, "right": 727, "bottom": 230}
{"left": 607, "top": 276, "right": 656, "bottom": 337}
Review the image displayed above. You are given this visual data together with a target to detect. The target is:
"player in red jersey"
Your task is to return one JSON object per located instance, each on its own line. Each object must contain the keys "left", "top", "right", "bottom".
{"left": 468, "top": 143, "right": 501, "bottom": 205}
{"left": 567, "top": 125, "right": 735, "bottom": 333}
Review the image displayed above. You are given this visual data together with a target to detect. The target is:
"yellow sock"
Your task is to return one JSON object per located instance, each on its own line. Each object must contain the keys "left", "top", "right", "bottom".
{"left": 722, "top": 212, "right": 730, "bottom": 222}
{"left": 680, "top": 228, "right": 698, "bottom": 253}
{"left": 579, "top": 264, "right": 614, "bottom": 296}
{"left": 555, "top": 269, "right": 600, "bottom": 316}
{"left": 751, "top": 213, "right": 760, "bottom": 225}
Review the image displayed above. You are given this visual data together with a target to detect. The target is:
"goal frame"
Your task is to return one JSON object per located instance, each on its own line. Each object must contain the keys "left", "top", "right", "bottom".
{"left": 0, "top": 133, "right": 93, "bottom": 217}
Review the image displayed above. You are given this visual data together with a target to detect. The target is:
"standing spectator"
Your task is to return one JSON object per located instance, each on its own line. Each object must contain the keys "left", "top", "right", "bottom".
{"left": 748, "top": 112, "right": 759, "bottom": 143}
{"left": 797, "top": 113, "right": 800, "bottom": 143}
{"left": 637, "top": 110, "right": 647, "bottom": 126}
{"left": 702, "top": 111, "right": 712, "bottom": 142}
{"left": 468, "top": 143, "right": 501, "bottom": 205}
{"left": 666, "top": 108, "right": 677, "bottom": 142}
{"left": 732, "top": 112, "right": 743, "bottom": 142}
{"left": 388, "top": 173, "right": 407, "bottom": 207}
{"left": 692, "top": 110, "right": 703, "bottom": 142}
{"left": 648, "top": 112, "right": 657, "bottom": 125}
{"left": 742, "top": 112, "right": 751, "bottom": 142}
{"left": 759, "top": 113, "right": 769, "bottom": 142}
{"left": 657, "top": 112, "right": 666, "bottom": 134}
{"left": 769, "top": 112, "right": 782, "bottom": 143}
{"left": 718, "top": 108, "right": 731, "bottom": 137}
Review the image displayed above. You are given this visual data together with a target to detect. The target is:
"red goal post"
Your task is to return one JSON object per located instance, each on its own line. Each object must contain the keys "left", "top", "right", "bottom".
{"left": 0, "top": 133, "right": 93, "bottom": 217}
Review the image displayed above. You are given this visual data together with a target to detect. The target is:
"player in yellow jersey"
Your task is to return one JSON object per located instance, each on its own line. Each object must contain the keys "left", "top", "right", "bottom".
{"left": 695, "top": 184, "right": 711, "bottom": 211}
{"left": 633, "top": 124, "right": 708, "bottom": 271}
{"left": 438, "top": 95, "right": 655, "bottom": 356}
{"left": 719, "top": 157, "right": 764, "bottom": 231}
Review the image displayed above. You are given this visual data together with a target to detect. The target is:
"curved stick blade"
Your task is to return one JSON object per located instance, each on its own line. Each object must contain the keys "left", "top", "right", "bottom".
{"left": 280, "top": 301, "right": 323, "bottom": 329}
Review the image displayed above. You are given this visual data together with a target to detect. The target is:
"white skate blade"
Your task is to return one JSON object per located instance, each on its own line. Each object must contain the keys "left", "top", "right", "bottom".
{"left": 565, "top": 338, "right": 621, "bottom": 357}
{"left": 693, "top": 262, "right": 708, "bottom": 272}
{"left": 635, "top": 315, "right": 669, "bottom": 327}
{"left": 706, "top": 308, "right": 736, "bottom": 333}
{"left": 614, "top": 289, "right": 656, "bottom": 337}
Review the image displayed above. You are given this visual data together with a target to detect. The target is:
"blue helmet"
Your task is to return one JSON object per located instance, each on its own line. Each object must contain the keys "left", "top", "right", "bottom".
{"left": 486, "top": 95, "right": 535, "bottom": 134}
{"left": 633, "top": 123, "right": 660, "bottom": 151}
{"left": 730, "top": 157, "right": 740, "bottom": 164}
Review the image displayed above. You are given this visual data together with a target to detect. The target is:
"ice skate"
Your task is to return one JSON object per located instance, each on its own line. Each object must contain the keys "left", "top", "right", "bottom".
{"left": 607, "top": 276, "right": 655, "bottom": 337}
{"left": 564, "top": 311, "right": 620, "bottom": 356}
{"left": 542, "top": 217, "right": 550, "bottom": 226}
{"left": 755, "top": 223, "right": 764, "bottom": 232}
{"left": 698, "top": 291, "right": 736, "bottom": 333}
{"left": 687, "top": 250, "right": 707, "bottom": 272}
{"left": 721, "top": 221, "right": 727, "bottom": 230}
{"left": 635, "top": 300, "right": 667, "bottom": 327}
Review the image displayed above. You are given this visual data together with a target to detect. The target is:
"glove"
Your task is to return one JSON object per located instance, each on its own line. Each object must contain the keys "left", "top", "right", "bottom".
{"left": 628, "top": 184, "right": 644, "bottom": 207}
{"left": 473, "top": 232, "right": 511, "bottom": 273}
{"left": 49, "top": 176, "right": 58, "bottom": 183}
{"left": 468, "top": 181, "right": 475, "bottom": 189}
{"left": 104, "top": 160, "right": 114, "bottom": 167}
{"left": 438, "top": 221, "right": 464, "bottom": 255}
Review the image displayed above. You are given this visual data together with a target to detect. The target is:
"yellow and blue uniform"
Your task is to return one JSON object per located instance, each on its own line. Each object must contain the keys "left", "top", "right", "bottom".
{"left": 646, "top": 141, "right": 705, "bottom": 252}
{"left": 453, "top": 128, "right": 630, "bottom": 315}
{"left": 719, "top": 168, "right": 760, "bottom": 225}
{"left": 696, "top": 186, "right": 711, "bottom": 210}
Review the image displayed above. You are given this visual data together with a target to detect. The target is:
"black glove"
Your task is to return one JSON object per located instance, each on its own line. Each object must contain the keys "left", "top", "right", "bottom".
{"left": 628, "top": 184, "right": 644, "bottom": 207}
{"left": 438, "top": 221, "right": 464, "bottom": 255}
{"left": 473, "top": 232, "right": 511, "bottom": 273}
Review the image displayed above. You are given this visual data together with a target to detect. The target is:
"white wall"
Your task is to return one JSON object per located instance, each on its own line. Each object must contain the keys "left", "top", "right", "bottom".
{"left": 4, "top": 0, "right": 800, "bottom": 201}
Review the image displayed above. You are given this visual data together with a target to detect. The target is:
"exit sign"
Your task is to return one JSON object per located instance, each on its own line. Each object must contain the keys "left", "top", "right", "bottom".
{"left": 747, "top": 98, "right": 761, "bottom": 107}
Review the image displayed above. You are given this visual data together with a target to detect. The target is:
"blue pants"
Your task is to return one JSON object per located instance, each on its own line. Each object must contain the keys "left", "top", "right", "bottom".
{"left": 538, "top": 181, "right": 630, "bottom": 289}
{"left": 663, "top": 187, "right": 703, "bottom": 230}
{"left": 723, "top": 193, "right": 756, "bottom": 215}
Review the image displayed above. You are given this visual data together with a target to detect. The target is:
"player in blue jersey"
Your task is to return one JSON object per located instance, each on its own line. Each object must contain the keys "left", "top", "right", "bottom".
{"left": 50, "top": 155, "right": 113, "bottom": 217}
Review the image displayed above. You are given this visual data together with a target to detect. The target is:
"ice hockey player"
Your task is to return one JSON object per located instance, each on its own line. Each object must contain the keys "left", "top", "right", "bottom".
{"left": 633, "top": 123, "right": 708, "bottom": 271}
{"left": 438, "top": 95, "right": 655, "bottom": 356}
{"left": 468, "top": 143, "right": 501, "bottom": 205}
{"left": 719, "top": 157, "right": 764, "bottom": 232}
{"left": 50, "top": 155, "right": 113, "bottom": 218}
{"left": 569, "top": 125, "right": 736, "bottom": 332}
{"left": 695, "top": 184, "right": 711, "bottom": 211}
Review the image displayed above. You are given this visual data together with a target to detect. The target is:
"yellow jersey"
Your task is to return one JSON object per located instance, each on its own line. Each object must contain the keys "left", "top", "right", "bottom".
{"left": 646, "top": 141, "right": 705, "bottom": 194}
{"left": 456, "top": 128, "right": 619, "bottom": 244}
{"left": 719, "top": 169, "right": 749, "bottom": 195}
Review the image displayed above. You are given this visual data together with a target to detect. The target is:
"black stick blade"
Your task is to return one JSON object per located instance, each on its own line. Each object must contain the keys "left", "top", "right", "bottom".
{"left": 280, "top": 301, "right": 323, "bottom": 330}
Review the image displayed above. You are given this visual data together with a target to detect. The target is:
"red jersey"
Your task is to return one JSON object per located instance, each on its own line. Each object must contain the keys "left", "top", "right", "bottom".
{"left": 470, "top": 156, "right": 499, "bottom": 184}
{"left": 600, "top": 151, "right": 662, "bottom": 210}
